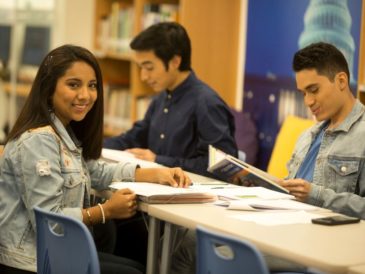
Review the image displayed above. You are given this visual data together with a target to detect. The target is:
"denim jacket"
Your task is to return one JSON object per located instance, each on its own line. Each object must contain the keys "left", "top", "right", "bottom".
{"left": 0, "top": 116, "right": 138, "bottom": 271}
{"left": 287, "top": 100, "right": 365, "bottom": 219}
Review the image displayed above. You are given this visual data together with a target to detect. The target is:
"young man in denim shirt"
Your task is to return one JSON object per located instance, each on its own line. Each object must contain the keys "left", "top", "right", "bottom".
{"left": 169, "top": 42, "right": 365, "bottom": 274}
{"left": 279, "top": 42, "right": 365, "bottom": 219}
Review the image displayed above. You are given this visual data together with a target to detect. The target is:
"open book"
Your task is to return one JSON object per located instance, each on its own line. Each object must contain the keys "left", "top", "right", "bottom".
{"left": 110, "top": 182, "right": 217, "bottom": 204}
{"left": 207, "top": 145, "right": 289, "bottom": 194}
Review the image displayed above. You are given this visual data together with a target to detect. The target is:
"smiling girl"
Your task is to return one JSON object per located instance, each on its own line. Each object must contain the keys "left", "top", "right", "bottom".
{"left": 0, "top": 44, "right": 190, "bottom": 274}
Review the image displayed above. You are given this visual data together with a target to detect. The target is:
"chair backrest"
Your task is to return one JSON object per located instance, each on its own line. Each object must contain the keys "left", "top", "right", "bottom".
{"left": 267, "top": 115, "right": 315, "bottom": 178}
{"left": 34, "top": 207, "right": 100, "bottom": 274}
{"left": 196, "top": 226, "right": 270, "bottom": 274}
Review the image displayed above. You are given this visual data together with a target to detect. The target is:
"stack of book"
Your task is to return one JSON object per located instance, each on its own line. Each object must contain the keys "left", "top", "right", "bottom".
{"left": 110, "top": 182, "right": 217, "bottom": 204}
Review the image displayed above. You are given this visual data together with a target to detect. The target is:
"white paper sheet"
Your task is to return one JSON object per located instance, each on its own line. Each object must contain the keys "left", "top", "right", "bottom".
{"left": 207, "top": 186, "right": 294, "bottom": 200}
{"left": 231, "top": 211, "right": 324, "bottom": 226}
{"left": 227, "top": 199, "right": 320, "bottom": 211}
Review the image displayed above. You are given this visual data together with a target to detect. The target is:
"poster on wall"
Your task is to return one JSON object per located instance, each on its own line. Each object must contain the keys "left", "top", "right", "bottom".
{"left": 243, "top": 0, "right": 363, "bottom": 169}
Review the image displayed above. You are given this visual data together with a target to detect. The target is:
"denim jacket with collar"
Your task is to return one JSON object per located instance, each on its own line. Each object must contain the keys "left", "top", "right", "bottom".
{"left": 287, "top": 100, "right": 365, "bottom": 219}
{"left": 0, "top": 116, "right": 137, "bottom": 271}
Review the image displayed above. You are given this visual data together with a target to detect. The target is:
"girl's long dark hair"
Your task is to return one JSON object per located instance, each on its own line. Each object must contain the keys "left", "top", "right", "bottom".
{"left": 6, "top": 44, "right": 104, "bottom": 160}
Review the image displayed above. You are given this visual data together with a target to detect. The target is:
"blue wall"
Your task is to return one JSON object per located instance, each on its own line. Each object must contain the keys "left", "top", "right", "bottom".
{"left": 242, "top": 0, "right": 363, "bottom": 170}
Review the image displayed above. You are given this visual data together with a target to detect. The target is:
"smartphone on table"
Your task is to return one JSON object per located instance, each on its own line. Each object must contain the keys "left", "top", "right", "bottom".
{"left": 312, "top": 215, "right": 360, "bottom": 226}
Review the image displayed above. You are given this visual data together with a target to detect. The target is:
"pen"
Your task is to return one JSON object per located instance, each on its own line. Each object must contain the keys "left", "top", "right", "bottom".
{"left": 236, "top": 195, "right": 257, "bottom": 199}
{"left": 192, "top": 182, "right": 228, "bottom": 186}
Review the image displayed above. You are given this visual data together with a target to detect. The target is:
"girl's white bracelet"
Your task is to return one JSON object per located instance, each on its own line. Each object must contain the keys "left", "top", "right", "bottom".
{"left": 97, "top": 203, "right": 105, "bottom": 224}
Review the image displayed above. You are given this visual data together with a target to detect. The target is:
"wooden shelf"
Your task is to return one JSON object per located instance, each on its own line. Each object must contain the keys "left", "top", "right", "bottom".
{"left": 103, "top": 126, "right": 124, "bottom": 138}
{"left": 180, "top": 0, "right": 241, "bottom": 108}
{"left": 3, "top": 82, "right": 31, "bottom": 97}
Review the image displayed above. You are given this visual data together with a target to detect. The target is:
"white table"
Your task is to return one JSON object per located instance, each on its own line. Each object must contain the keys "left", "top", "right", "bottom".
{"left": 102, "top": 149, "right": 365, "bottom": 274}
{"left": 147, "top": 203, "right": 365, "bottom": 274}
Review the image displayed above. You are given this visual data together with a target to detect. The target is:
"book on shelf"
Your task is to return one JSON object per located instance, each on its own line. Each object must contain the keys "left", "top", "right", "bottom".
{"left": 136, "top": 96, "right": 153, "bottom": 120}
{"left": 208, "top": 145, "right": 289, "bottom": 194}
{"left": 103, "top": 84, "right": 131, "bottom": 133}
{"left": 110, "top": 182, "right": 217, "bottom": 204}
{"left": 142, "top": 4, "right": 179, "bottom": 29}
{"left": 98, "top": 2, "right": 134, "bottom": 53}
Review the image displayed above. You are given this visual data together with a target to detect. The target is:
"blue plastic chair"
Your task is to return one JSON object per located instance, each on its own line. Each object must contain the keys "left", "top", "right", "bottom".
{"left": 196, "top": 226, "right": 269, "bottom": 274}
{"left": 34, "top": 206, "right": 100, "bottom": 274}
{"left": 196, "top": 226, "right": 314, "bottom": 274}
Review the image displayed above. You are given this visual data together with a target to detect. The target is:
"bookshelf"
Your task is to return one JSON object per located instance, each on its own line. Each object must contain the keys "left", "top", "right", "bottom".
{"left": 93, "top": 0, "right": 242, "bottom": 136}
